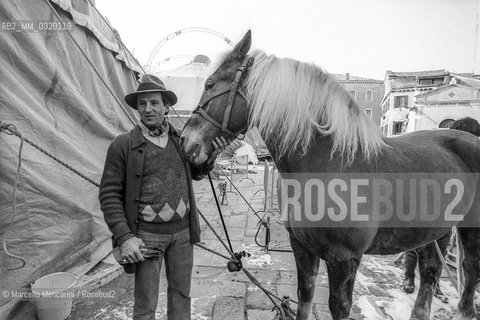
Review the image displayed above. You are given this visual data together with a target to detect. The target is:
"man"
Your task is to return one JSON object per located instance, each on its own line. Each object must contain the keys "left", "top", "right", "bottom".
{"left": 99, "top": 74, "right": 229, "bottom": 320}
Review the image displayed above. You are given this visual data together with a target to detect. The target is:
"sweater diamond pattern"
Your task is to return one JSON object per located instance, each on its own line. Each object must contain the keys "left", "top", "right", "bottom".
{"left": 157, "top": 203, "right": 175, "bottom": 221}
{"left": 141, "top": 205, "right": 157, "bottom": 222}
{"left": 176, "top": 199, "right": 187, "bottom": 218}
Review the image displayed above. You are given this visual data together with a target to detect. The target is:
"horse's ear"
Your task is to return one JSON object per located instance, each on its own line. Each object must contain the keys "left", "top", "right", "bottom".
{"left": 232, "top": 30, "right": 251, "bottom": 59}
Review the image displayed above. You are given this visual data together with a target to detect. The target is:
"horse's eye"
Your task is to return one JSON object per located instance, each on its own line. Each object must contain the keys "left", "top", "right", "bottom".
{"left": 205, "top": 81, "right": 214, "bottom": 90}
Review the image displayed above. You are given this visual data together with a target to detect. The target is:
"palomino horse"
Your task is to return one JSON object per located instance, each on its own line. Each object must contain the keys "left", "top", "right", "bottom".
{"left": 179, "top": 31, "right": 480, "bottom": 320}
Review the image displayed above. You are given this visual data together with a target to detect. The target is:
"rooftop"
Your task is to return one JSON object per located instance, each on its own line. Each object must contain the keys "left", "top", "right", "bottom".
{"left": 333, "top": 73, "right": 383, "bottom": 82}
{"left": 386, "top": 69, "right": 448, "bottom": 78}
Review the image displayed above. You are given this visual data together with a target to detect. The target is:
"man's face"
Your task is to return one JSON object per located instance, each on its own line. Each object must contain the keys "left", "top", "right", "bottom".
{"left": 137, "top": 92, "right": 168, "bottom": 129}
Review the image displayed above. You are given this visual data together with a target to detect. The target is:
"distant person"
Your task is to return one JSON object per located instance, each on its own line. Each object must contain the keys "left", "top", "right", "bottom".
{"left": 99, "top": 74, "right": 229, "bottom": 320}
{"left": 449, "top": 117, "right": 480, "bottom": 136}
{"left": 401, "top": 116, "right": 480, "bottom": 301}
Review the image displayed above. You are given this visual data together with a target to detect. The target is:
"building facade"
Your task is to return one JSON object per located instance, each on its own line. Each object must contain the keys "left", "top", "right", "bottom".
{"left": 335, "top": 73, "right": 385, "bottom": 125}
{"left": 381, "top": 70, "right": 480, "bottom": 136}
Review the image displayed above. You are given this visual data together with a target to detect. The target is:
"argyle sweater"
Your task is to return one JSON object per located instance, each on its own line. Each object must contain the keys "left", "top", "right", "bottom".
{"left": 137, "top": 139, "right": 190, "bottom": 233}
{"left": 99, "top": 124, "right": 214, "bottom": 248}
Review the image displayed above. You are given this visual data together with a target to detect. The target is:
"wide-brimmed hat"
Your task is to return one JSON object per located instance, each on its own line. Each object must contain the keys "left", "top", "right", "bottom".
{"left": 125, "top": 74, "right": 177, "bottom": 109}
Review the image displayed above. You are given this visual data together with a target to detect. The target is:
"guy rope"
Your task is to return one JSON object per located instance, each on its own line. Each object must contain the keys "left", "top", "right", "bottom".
{"left": 1, "top": 121, "right": 26, "bottom": 270}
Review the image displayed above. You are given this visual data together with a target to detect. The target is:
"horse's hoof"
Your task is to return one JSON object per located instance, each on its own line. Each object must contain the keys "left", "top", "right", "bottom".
{"left": 401, "top": 277, "right": 415, "bottom": 294}
{"left": 433, "top": 286, "right": 448, "bottom": 303}
{"left": 401, "top": 280, "right": 415, "bottom": 294}
{"left": 434, "top": 293, "right": 448, "bottom": 304}
{"left": 402, "top": 285, "right": 414, "bottom": 294}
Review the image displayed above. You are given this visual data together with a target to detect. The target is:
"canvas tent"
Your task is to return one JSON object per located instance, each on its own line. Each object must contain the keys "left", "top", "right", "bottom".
{"left": 158, "top": 55, "right": 212, "bottom": 113}
{"left": 0, "top": 1, "right": 141, "bottom": 319}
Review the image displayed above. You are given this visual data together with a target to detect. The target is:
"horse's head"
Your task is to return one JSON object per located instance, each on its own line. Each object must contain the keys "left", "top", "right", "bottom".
{"left": 180, "top": 31, "right": 252, "bottom": 166}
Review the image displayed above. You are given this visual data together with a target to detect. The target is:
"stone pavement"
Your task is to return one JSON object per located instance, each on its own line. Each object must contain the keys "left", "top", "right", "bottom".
{"left": 68, "top": 163, "right": 472, "bottom": 320}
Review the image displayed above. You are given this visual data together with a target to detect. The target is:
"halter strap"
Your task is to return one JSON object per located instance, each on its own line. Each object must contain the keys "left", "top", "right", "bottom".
{"left": 194, "top": 56, "right": 252, "bottom": 138}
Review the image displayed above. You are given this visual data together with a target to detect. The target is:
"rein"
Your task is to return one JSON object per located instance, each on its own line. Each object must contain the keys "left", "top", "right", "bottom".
{"left": 193, "top": 56, "right": 255, "bottom": 270}
{"left": 193, "top": 56, "right": 253, "bottom": 138}
{"left": 192, "top": 56, "right": 259, "bottom": 271}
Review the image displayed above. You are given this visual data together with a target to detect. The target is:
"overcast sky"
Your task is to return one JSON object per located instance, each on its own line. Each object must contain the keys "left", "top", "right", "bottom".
{"left": 96, "top": 0, "right": 480, "bottom": 80}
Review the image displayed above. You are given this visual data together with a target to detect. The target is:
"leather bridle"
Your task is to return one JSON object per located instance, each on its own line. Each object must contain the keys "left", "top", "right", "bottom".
{"left": 193, "top": 56, "right": 253, "bottom": 138}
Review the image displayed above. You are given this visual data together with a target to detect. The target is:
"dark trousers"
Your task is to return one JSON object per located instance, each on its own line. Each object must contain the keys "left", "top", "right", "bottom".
{"left": 133, "top": 227, "right": 193, "bottom": 320}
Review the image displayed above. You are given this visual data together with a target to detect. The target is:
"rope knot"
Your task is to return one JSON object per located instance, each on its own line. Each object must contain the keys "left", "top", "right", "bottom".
{"left": 0, "top": 121, "right": 18, "bottom": 136}
{"left": 272, "top": 296, "right": 296, "bottom": 320}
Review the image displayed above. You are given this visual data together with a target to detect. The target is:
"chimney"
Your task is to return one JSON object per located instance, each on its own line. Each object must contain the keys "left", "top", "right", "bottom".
{"left": 443, "top": 75, "right": 451, "bottom": 84}
{"left": 346, "top": 73, "right": 350, "bottom": 81}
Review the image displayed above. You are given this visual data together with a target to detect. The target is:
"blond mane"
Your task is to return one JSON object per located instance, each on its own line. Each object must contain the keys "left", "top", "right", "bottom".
{"left": 245, "top": 51, "right": 387, "bottom": 164}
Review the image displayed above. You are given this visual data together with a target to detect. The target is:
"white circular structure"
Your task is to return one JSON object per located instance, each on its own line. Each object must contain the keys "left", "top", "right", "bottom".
{"left": 146, "top": 27, "right": 235, "bottom": 72}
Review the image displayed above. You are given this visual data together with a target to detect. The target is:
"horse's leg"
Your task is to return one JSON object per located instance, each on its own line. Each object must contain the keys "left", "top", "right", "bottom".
{"left": 410, "top": 241, "right": 442, "bottom": 320}
{"left": 454, "top": 227, "right": 480, "bottom": 320}
{"left": 325, "top": 255, "right": 361, "bottom": 320}
{"left": 290, "top": 235, "right": 320, "bottom": 320}
{"left": 402, "top": 250, "right": 418, "bottom": 294}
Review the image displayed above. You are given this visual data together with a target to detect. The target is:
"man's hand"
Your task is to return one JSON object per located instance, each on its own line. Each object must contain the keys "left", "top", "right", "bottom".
{"left": 207, "top": 136, "right": 231, "bottom": 163}
{"left": 119, "top": 237, "right": 145, "bottom": 264}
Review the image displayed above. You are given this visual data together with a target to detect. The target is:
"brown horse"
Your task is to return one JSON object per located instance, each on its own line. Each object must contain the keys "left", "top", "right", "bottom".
{"left": 179, "top": 31, "right": 480, "bottom": 320}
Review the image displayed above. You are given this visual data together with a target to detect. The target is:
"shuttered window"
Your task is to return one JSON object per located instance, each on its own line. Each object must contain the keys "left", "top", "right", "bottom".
{"left": 394, "top": 95, "right": 408, "bottom": 108}
{"left": 366, "top": 90, "right": 373, "bottom": 102}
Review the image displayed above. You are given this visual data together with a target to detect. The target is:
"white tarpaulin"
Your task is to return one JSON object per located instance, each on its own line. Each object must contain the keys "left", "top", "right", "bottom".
{"left": 234, "top": 142, "right": 259, "bottom": 165}
{"left": 0, "top": 1, "right": 141, "bottom": 319}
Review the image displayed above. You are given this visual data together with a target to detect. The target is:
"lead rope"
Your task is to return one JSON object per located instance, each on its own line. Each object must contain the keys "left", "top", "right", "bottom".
{"left": 204, "top": 150, "right": 297, "bottom": 319}
{"left": 207, "top": 173, "right": 235, "bottom": 254}
{"left": 204, "top": 172, "right": 297, "bottom": 318}
{"left": 195, "top": 209, "right": 296, "bottom": 320}
{"left": 168, "top": 111, "right": 295, "bottom": 318}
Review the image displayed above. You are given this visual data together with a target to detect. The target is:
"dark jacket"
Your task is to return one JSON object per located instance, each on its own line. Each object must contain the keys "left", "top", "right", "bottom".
{"left": 99, "top": 124, "right": 212, "bottom": 273}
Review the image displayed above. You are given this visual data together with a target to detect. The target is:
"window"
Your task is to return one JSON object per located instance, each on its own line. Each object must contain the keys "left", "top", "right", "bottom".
{"left": 418, "top": 77, "right": 444, "bottom": 86}
{"left": 439, "top": 119, "right": 455, "bottom": 129}
{"left": 349, "top": 90, "right": 356, "bottom": 100}
{"left": 366, "top": 90, "right": 373, "bottom": 102}
{"left": 393, "top": 121, "right": 404, "bottom": 135}
{"left": 394, "top": 95, "right": 408, "bottom": 109}
{"left": 382, "top": 99, "right": 389, "bottom": 115}
{"left": 365, "top": 108, "right": 372, "bottom": 118}
{"left": 419, "top": 79, "right": 433, "bottom": 85}
{"left": 382, "top": 99, "right": 390, "bottom": 114}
